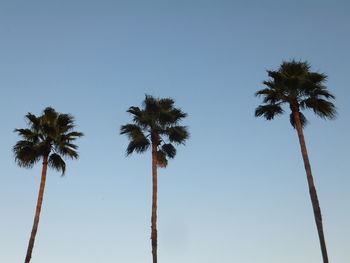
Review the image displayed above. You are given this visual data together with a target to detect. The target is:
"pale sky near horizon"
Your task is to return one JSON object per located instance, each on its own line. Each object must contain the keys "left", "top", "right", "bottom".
{"left": 1, "top": 0, "right": 349, "bottom": 262}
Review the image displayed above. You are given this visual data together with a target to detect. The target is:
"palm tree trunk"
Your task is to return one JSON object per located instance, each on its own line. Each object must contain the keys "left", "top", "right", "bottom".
{"left": 293, "top": 110, "right": 329, "bottom": 263}
{"left": 24, "top": 155, "right": 49, "bottom": 263}
{"left": 151, "top": 141, "right": 158, "bottom": 263}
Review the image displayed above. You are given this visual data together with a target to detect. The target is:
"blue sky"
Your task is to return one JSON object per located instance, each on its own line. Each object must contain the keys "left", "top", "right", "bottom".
{"left": 1, "top": 0, "right": 349, "bottom": 262}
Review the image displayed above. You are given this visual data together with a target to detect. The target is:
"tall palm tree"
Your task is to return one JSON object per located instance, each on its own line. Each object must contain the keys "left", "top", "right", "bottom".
{"left": 255, "top": 60, "right": 336, "bottom": 263}
{"left": 121, "top": 95, "right": 189, "bottom": 263}
{"left": 13, "top": 107, "right": 83, "bottom": 263}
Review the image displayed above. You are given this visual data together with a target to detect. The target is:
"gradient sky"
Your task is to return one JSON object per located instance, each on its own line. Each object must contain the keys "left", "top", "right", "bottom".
{"left": 1, "top": 0, "right": 349, "bottom": 262}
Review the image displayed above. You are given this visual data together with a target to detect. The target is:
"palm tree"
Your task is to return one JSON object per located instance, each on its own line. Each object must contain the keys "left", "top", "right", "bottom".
{"left": 255, "top": 60, "right": 336, "bottom": 263}
{"left": 13, "top": 107, "right": 83, "bottom": 263}
{"left": 121, "top": 95, "right": 189, "bottom": 263}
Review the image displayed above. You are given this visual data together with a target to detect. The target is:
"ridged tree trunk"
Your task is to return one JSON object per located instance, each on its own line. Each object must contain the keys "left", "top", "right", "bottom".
{"left": 293, "top": 108, "right": 329, "bottom": 263}
{"left": 151, "top": 134, "right": 158, "bottom": 263}
{"left": 24, "top": 154, "right": 49, "bottom": 263}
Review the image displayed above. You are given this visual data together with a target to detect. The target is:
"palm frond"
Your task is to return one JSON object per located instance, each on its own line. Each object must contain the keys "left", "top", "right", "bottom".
{"left": 280, "top": 60, "right": 310, "bottom": 77}
{"left": 161, "top": 143, "right": 176, "bottom": 159}
{"left": 41, "top": 122, "right": 57, "bottom": 138}
{"left": 60, "top": 132, "right": 84, "bottom": 142}
{"left": 127, "top": 107, "right": 151, "bottom": 129}
{"left": 13, "top": 141, "right": 41, "bottom": 168}
{"left": 256, "top": 79, "right": 288, "bottom": 104}
{"left": 261, "top": 88, "right": 281, "bottom": 104}
{"left": 62, "top": 142, "right": 79, "bottom": 150}
{"left": 300, "top": 98, "right": 337, "bottom": 119}
{"left": 42, "top": 107, "right": 58, "bottom": 124}
{"left": 169, "top": 108, "right": 187, "bottom": 121}
{"left": 308, "top": 87, "right": 335, "bottom": 100}
{"left": 121, "top": 124, "right": 150, "bottom": 155}
{"left": 159, "top": 108, "right": 187, "bottom": 126}
{"left": 126, "top": 140, "right": 150, "bottom": 155}
{"left": 127, "top": 106, "right": 142, "bottom": 117}
{"left": 57, "top": 114, "right": 75, "bottom": 133}
{"left": 56, "top": 146, "right": 79, "bottom": 159}
{"left": 255, "top": 104, "right": 284, "bottom": 120}
{"left": 65, "top": 131, "right": 84, "bottom": 137}
{"left": 14, "top": 129, "right": 39, "bottom": 143}
{"left": 49, "top": 153, "right": 66, "bottom": 175}
{"left": 255, "top": 87, "right": 272, "bottom": 96}
{"left": 25, "top": 113, "right": 41, "bottom": 132}
{"left": 144, "top": 95, "right": 160, "bottom": 113}
{"left": 267, "top": 70, "right": 281, "bottom": 80}
{"left": 308, "top": 72, "right": 327, "bottom": 84}
{"left": 120, "top": 124, "right": 146, "bottom": 140}
{"left": 159, "top": 98, "right": 174, "bottom": 111}
{"left": 166, "top": 126, "right": 189, "bottom": 144}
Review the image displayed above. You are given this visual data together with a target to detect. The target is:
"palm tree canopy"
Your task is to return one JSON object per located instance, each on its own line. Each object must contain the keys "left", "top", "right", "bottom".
{"left": 121, "top": 95, "right": 189, "bottom": 167}
{"left": 13, "top": 107, "right": 84, "bottom": 175}
{"left": 255, "top": 60, "right": 337, "bottom": 128}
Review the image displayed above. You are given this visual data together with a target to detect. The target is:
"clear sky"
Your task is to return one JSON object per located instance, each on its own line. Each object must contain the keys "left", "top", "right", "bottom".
{"left": 0, "top": 0, "right": 349, "bottom": 262}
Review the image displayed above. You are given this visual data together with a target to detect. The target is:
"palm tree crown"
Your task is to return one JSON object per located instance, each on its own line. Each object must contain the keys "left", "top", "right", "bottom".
{"left": 255, "top": 60, "right": 336, "bottom": 126}
{"left": 14, "top": 107, "right": 84, "bottom": 174}
{"left": 121, "top": 95, "right": 189, "bottom": 166}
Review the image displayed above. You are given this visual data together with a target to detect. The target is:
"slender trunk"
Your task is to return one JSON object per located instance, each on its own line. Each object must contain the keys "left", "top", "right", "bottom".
{"left": 151, "top": 139, "right": 158, "bottom": 263}
{"left": 293, "top": 109, "right": 329, "bottom": 263}
{"left": 24, "top": 155, "right": 49, "bottom": 263}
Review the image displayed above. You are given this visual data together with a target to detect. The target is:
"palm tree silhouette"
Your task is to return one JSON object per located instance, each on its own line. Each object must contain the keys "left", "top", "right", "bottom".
{"left": 13, "top": 107, "right": 83, "bottom": 263}
{"left": 121, "top": 95, "right": 189, "bottom": 263}
{"left": 255, "top": 60, "right": 336, "bottom": 263}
